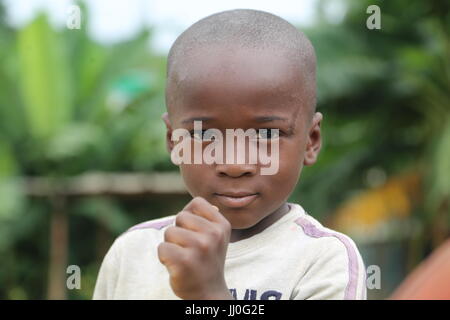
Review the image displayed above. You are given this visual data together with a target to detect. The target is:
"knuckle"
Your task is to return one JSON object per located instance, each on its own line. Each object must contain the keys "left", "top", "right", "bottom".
{"left": 208, "top": 227, "right": 222, "bottom": 239}
{"left": 171, "top": 265, "right": 184, "bottom": 279}
{"left": 222, "top": 219, "right": 232, "bottom": 233}
{"left": 165, "top": 226, "right": 175, "bottom": 235}
{"left": 176, "top": 252, "right": 187, "bottom": 264}
{"left": 157, "top": 242, "right": 164, "bottom": 253}
{"left": 175, "top": 213, "right": 185, "bottom": 226}
{"left": 179, "top": 253, "right": 193, "bottom": 269}
{"left": 179, "top": 210, "right": 189, "bottom": 217}
{"left": 157, "top": 243, "right": 168, "bottom": 261}
{"left": 197, "top": 237, "right": 210, "bottom": 252}
{"left": 207, "top": 225, "right": 228, "bottom": 243}
{"left": 164, "top": 226, "right": 176, "bottom": 241}
{"left": 192, "top": 196, "right": 206, "bottom": 206}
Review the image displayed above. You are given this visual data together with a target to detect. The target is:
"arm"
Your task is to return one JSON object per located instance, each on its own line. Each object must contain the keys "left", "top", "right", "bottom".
{"left": 292, "top": 237, "right": 366, "bottom": 300}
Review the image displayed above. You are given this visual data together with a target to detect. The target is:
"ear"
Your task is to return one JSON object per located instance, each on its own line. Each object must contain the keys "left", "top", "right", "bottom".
{"left": 162, "top": 112, "right": 174, "bottom": 154}
{"left": 303, "top": 112, "right": 323, "bottom": 166}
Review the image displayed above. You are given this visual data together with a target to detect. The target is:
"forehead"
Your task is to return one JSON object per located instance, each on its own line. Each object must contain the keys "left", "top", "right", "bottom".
{"left": 168, "top": 46, "right": 309, "bottom": 126}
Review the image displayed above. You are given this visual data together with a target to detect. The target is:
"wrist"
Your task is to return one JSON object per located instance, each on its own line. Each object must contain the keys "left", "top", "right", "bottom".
{"left": 203, "top": 290, "right": 235, "bottom": 300}
{"left": 198, "top": 284, "right": 235, "bottom": 300}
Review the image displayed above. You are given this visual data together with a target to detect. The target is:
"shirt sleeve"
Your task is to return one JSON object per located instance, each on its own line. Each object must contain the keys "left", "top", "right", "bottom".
{"left": 291, "top": 237, "right": 367, "bottom": 300}
{"left": 92, "top": 238, "right": 121, "bottom": 300}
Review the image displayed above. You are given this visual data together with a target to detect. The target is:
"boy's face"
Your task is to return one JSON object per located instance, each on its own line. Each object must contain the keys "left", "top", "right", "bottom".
{"left": 164, "top": 47, "right": 322, "bottom": 230}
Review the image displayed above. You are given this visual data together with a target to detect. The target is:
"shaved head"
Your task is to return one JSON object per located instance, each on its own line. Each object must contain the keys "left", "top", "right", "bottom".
{"left": 166, "top": 8, "right": 317, "bottom": 118}
{"left": 162, "top": 10, "right": 323, "bottom": 233}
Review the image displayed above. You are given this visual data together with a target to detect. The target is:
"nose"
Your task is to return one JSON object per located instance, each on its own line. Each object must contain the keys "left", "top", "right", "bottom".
{"left": 215, "top": 163, "right": 257, "bottom": 178}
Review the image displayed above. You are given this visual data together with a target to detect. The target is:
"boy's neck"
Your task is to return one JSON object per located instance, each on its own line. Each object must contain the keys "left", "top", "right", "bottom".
{"left": 229, "top": 202, "right": 291, "bottom": 243}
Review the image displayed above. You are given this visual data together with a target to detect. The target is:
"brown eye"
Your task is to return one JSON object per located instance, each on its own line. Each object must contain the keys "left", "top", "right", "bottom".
{"left": 257, "top": 129, "right": 280, "bottom": 140}
{"left": 190, "top": 129, "right": 214, "bottom": 140}
{"left": 190, "top": 130, "right": 204, "bottom": 140}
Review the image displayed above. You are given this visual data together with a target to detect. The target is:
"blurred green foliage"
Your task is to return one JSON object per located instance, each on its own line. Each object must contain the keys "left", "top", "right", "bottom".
{"left": 294, "top": 0, "right": 450, "bottom": 222}
{"left": 0, "top": 2, "right": 173, "bottom": 299}
{"left": 0, "top": 0, "right": 448, "bottom": 299}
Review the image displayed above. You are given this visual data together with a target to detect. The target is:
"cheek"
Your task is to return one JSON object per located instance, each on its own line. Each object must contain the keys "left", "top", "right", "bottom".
{"left": 284, "top": 141, "right": 305, "bottom": 168}
{"left": 271, "top": 141, "right": 304, "bottom": 188}
{"left": 179, "top": 164, "right": 211, "bottom": 194}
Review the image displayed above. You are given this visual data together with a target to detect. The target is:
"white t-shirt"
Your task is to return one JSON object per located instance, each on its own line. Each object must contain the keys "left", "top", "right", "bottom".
{"left": 93, "top": 203, "right": 367, "bottom": 300}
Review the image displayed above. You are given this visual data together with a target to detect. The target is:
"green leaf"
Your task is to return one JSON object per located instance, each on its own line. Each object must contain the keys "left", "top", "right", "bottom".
{"left": 17, "top": 14, "right": 73, "bottom": 139}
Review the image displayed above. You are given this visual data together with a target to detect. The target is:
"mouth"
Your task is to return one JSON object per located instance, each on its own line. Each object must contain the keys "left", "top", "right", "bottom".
{"left": 213, "top": 191, "right": 259, "bottom": 209}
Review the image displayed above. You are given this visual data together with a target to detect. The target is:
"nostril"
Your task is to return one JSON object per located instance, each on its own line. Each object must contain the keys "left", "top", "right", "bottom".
{"left": 216, "top": 164, "right": 257, "bottom": 178}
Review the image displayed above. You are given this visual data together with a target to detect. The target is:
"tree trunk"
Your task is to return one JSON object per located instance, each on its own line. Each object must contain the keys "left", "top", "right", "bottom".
{"left": 47, "top": 196, "right": 68, "bottom": 300}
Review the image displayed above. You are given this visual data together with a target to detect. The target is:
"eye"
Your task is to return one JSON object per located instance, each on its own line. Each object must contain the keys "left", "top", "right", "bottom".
{"left": 257, "top": 128, "right": 280, "bottom": 140}
{"left": 190, "top": 129, "right": 216, "bottom": 141}
{"left": 190, "top": 129, "right": 203, "bottom": 140}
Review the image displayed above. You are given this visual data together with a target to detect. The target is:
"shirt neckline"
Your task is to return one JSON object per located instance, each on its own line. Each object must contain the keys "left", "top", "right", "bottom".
{"left": 226, "top": 202, "right": 304, "bottom": 259}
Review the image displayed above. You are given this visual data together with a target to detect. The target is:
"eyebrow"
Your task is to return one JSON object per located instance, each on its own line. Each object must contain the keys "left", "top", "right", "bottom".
{"left": 256, "top": 115, "right": 296, "bottom": 135}
{"left": 253, "top": 116, "right": 289, "bottom": 123}
{"left": 181, "top": 116, "right": 214, "bottom": 124}
{"left": 181, "top": 115, "right": 289, "bottom": 124}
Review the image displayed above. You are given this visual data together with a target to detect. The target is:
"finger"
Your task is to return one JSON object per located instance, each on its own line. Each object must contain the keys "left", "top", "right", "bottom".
{"left": 175, "top": 210, "right": 213, "bottom": 233}
{"left": 184, "top": 197, "right": 225, "bottom": 224}
{"left": 164, "top": 225, "right": 203, "bottom": 248}
{"left": 157, "top": 241, "right": 184, "bottom": 267}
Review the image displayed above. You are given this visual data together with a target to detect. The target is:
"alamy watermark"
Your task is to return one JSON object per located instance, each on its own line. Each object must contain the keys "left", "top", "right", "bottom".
{"left": 66, "top": 5, "right": 81, "bottom": 30}
{"left": 170, "top": 121, "right": 280, "bottom": 175}
{"left": 366, "top": 264, "right": 381, "bottom": 290}
{"left": 366, "top": 5, "right": 381, "bottom": 30}
{"left": 66, "top": 265, "right": 81, "bottom": 290}
{"left": 64, "top": 264, "right": 381, "bottom": 292}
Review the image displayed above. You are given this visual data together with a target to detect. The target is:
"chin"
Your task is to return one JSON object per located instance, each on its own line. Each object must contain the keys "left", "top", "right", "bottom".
{"left": 224, "top": 213, "right": 261, "bottom": 230}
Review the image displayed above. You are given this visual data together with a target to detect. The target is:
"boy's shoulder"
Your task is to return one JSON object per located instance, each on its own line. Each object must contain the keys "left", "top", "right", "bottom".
{"left": 287, "top": 203, "right": 362, "bottom": 267}
{"left": 294, "top": 204, "right": 360, "bottom": 254}
{"left": 114, "top": 214, "right": 176, "bottom": 248}
{"left": 294, "top": 206, "right": 357, "bottom": 248}
{"left": 290, "top": 204, "right": 366, "bottom": 300}
{"left": 125, "top": 215, "right": 176, "bottom": 234}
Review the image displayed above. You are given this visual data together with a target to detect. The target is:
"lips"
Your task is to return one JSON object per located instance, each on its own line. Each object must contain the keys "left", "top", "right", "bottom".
{"left": 213, "top": 191, "right": 259, "bottom": 208}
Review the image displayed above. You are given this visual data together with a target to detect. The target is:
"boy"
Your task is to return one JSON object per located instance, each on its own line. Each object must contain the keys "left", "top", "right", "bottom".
{"left": 93, "top": 9, "right": 367, "bottom": 300}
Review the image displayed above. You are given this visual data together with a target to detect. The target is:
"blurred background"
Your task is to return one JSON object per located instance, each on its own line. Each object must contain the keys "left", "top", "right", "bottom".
{"left": 0, "top": 0, "right": 448, "bottom": 300}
